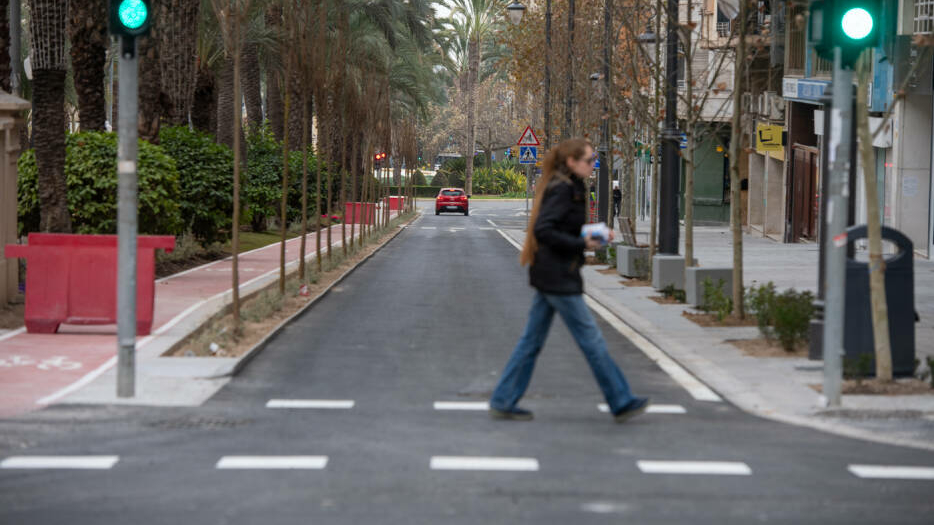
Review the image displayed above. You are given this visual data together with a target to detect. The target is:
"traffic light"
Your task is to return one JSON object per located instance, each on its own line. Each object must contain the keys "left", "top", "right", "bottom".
{"left": 809, "top": 0, "right": 882, "bottom": 67}
{"left": 109, "top": 0, "right": 152, "bottom": 38}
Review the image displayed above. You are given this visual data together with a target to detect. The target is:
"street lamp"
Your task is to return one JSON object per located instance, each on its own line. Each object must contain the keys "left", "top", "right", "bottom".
{"left": 636, "top": 7, "right": 680, "bottom": 254}
{"left": 506, "top": 2, "right": 526, "bottom": 26}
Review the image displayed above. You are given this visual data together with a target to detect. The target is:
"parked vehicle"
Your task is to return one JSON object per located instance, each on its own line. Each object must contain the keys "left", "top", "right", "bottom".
{"left": 435, "top": 188, "right": 469, "bottom": 216}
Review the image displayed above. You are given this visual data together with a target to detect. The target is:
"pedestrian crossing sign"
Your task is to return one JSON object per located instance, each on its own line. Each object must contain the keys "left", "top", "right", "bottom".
{"left": 519, "top": 146, "right": 538, "bottom": 164}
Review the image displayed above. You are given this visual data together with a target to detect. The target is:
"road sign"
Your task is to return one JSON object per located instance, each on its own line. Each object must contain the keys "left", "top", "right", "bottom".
{"left": 516, "top": 126, "right": 541, "bottom": 146}
{"left": 519, "top": 146, "right": 538, "bottom": 164}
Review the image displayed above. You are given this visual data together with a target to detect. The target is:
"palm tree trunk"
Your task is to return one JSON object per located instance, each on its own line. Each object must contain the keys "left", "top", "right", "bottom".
{"left": 729, "top": 0, "right": 747, "bottom": 318}
{"left": 265, "top": 5, "right": 284, "bottom": 141}
{"left": 28, "top": 0, "right": 71, "bottom": 232}
{"left": 191, "top": 65, "right": 216, "bottom": 133}
{"left": 160, "top": 0, "right": 199, "bottom": 126}
{"left": 856, "top": 53, "right": 892, "bottom": 381}
{"left": 216, "top": 56, "right": 235, "bottom": 148}
{"left": 137, "top": 31, "right": 162, "bottom": 143}
{"left": 0, "top": 0, "right": 10, "bottom": 93}
{"left": 242, "top": 43, "right": 263, "bottom": 131}
{"left": 69, "top": 0, "right": 108, "bottom": 131}
{"left": 465, "top": 37, "right": 478, "bottom": 195}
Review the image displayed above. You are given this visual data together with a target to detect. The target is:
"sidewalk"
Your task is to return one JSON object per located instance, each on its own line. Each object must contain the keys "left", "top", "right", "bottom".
{"left": 503, "top": 225, "right": 934, "bottom": 451}
{"left": 0, "top": 218, "right": 393, "bottom": 419}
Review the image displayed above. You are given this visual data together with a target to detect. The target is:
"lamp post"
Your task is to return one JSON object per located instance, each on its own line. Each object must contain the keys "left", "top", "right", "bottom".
{"left": 506, "top": 2, "right": 526, "bottom": 25}
{"left": 591, "top": 72, "right": 609, "bottom": 226}
{"left": 637, "top": 2, "right": 680, "bottom": 255}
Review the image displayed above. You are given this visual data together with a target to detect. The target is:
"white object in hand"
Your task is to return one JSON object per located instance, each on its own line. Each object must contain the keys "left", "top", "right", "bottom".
{"left": 581, "top": 223, "right": 610, "bottom": 245}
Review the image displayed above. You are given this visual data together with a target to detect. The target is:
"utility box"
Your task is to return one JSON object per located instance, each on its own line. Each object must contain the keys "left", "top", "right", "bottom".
{"left": 843, "top": 225, "right": 916, "bottom": 376}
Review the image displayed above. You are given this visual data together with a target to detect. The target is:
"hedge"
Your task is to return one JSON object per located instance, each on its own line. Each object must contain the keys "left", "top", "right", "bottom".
{"left": 159, "top": 126, "right": 233, "bottom": 244}
{"left": 18, "top": 131, "right": 183, "bottom": 236}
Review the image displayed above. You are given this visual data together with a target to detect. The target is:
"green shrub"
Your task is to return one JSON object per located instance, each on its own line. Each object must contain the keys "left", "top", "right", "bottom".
{"left": 412, "top": 169, "right": 427, "bottom": 186}
{"left": 661, "top": 285, "right": 686, "bottom": 303}
{"left": 244, "top": 126, "right": 320, "bottom": 231}
{"left": 844, "top": 354, "right": 874, "bottom": 383}
{"left": 701, "top": 278, "right": 733, "bottom": 321}
{"left": 159, "top": 126, "right": 233, "bottom": 244}
{"left": 430, "top": 171, "right": 448, "bottom": 187}
{"left": 746, "top": 282, "right": 778, "bottom": 339}
{"left": 771, "top": 289, "right": 815, "bottom": 351}
{"left": 18, "top": 131, "right": 183, "bottom": 236}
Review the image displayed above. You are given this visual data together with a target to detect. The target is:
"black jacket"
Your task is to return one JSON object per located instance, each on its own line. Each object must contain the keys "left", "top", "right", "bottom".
{"left": 529, "top": 172, "right": 588, "bottom": 294}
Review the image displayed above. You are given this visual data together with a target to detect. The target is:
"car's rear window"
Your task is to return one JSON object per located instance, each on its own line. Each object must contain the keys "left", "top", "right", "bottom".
{"left": 442, "top": 190, "right": 464, "bottom": 196}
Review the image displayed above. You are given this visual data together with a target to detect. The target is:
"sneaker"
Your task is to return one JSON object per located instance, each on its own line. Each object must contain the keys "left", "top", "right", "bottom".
{"left": 489, "top": 406, "right": 534, "bottom": 421}
{"left": 613, "top": 397, "right": 650, "bottom": 424}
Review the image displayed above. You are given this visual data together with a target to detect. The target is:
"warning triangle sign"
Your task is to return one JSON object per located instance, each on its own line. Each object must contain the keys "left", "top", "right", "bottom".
{"left": 516, "top": 126, "right": 541, "bottom": 146}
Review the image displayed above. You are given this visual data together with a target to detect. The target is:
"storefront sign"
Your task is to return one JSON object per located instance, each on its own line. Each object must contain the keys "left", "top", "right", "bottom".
{"left": 755, "top": 123, "right": 784, "bottom": 152}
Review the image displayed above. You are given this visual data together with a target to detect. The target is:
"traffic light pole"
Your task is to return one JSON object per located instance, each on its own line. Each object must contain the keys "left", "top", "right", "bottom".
{"left": 116, "top": 36, "right": 139, "bottom": 398}
{"left": 822, "top": 47, "right": 853, "bottom": 407}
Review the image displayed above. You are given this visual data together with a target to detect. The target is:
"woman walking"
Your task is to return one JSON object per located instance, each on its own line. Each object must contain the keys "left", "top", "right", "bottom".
{"left": 489, "top": 139, "right": 649, "bottom": 423}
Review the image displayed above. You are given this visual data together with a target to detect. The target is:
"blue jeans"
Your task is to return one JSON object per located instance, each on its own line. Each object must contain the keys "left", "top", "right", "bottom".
{"left": 490, "top": 291, "right": 636, "bottom": 414}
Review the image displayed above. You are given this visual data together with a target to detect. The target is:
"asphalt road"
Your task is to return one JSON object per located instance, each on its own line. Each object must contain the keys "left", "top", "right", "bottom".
{"left": 1, "top": 199, "right": 933, "bottom": 524}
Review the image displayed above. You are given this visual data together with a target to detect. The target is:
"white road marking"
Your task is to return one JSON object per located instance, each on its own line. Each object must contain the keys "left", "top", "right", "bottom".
{"left": 491, "top": 227, "right": 722, "bottom": 403}
{"left": 581, "top": 501, "right": 631, "bottom": 514}
{"left": 420, "top": 226, "right": 437, "bottom": 230}
{"left": 450, "top": 228, "right": 465, "bottom": 231}
{"left": 266, "top": 399, "right": 355, "bottom": 409}
{"left": 430, "top": 456, "right": 539, "bottom": 472}
{"left": 486, "top": 219, "right": 499, "bottom": 228}
{"left": 478, "top": 227, "right": 494, "bottom": 230}
{"left": 848, "top": 465, "right": 934, "bottom": 480}
{"left": 433, "top": 401, "right": 489, "bottom": 411}
{"left": 0, "top": 326, "right": 26, "bottom": 342}
{"left": 495, "top": 229, "right": 523, "bottom": 250}
{"left": 597, "top": 403, "right": 686, "bottom": 414}
{"left": 216, "top": 456, "right": 329, "bottom": 469}
{"left": 636, "top": 461, "right": 752, "bottom": 475}
{"left": 584, "top": 297, "right": 723, "bottom": 402}
{"left": 36, "top": 356, "right": 117, "bottom": 406}
{"left": 1, "top": 456, "right": 119, "bottom": 469}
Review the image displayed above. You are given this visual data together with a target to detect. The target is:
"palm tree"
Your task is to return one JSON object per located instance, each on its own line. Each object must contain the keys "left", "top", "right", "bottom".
{"left": 68, "top": 0, "right": 108, "bottom": 131}
{"left": 160, "top": 0, "right": 201, "bottom": 126}
{"left": 28, "top": 0, "right": 72, "bottom": 232}
{"left": 445, "top": 0, "right": 507, "bottom": 195}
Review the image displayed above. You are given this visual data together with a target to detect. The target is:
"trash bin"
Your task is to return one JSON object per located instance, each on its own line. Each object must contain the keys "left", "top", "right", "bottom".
{"left": 843, "top": 225, "right": 916, "bottom": 376}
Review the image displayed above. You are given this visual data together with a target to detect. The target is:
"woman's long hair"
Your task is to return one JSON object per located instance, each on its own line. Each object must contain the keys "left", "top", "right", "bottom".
{"left": 519, "top": 138, "right": 592, "bottom": 266}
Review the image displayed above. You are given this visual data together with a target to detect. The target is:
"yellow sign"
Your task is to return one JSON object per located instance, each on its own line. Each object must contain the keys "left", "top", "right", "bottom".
{"left": 756, "top": 124, "right": 784, "bottom": 152}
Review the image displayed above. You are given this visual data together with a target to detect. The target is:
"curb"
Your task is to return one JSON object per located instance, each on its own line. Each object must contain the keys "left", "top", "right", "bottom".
{"left": 227, "top": 214, "right": 419, "bottom": 378}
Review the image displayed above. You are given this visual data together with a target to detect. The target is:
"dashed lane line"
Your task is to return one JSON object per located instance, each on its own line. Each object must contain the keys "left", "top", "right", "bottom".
{"left": 492, "top": 226, "right": 722, "bottom": 403}
{"left": 597, "top": 403, "right": 686, "bottom": 414}
{"left": 636, "top": 461, "right": 752, "bottom": 475}
{"left": 430, "top": 456, "right": 539, "bottom": 472}
{"left": 0, "top": 456, "right": 119, "bottom": 469}
{"left": 216, "top": 456, "right": 329, "bottom": 470}
{"left": 266, "top": 399, "right": 355, "bottom": 409}
{"left": 848, "top": 465, "right": 934, "bottom": 480}
{"left": 433, "top": 401, "right": 489, "bottom": 410}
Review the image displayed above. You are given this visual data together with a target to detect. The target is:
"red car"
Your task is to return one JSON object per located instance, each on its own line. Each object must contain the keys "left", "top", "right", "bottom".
{"left": 435, "top": 188, "right": 469, "bottom": 216}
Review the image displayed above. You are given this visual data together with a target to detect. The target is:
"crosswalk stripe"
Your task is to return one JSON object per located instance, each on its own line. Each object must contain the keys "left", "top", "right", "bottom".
{"left": 0, "top": 456, "right": 119, "bottom": 469}
{"left": 597, "top": 403, "right": 686, "bottom": 414}
{"left": 636, "top": 461, "right": 751, "bottom": 475}
{"left": 430, "top": 456, "right": 539, "bottom": 471}
{"left": 433, "top": 401, "right": 489, "bottom": 410}
{"left": 266, "top": 399, "right": 354, "bottom": 409}
{"left": 216, "top": 456, "right": 329, "bottom": 469}
{"left": 848, "top": 465, "right": 934, "bottom": 480}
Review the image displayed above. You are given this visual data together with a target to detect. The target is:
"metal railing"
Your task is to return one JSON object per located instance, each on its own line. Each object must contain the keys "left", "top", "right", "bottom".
{"left": 785, "top": 4, "right": 807, "bottom": 75}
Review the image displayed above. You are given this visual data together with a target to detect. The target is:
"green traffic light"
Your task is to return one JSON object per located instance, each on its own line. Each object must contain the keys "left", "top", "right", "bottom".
{"left": 841, "top": 7, "right": 873, "bottom": 40}
{"left": 118, "top": 0, "right": 148, "bottom": 30}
